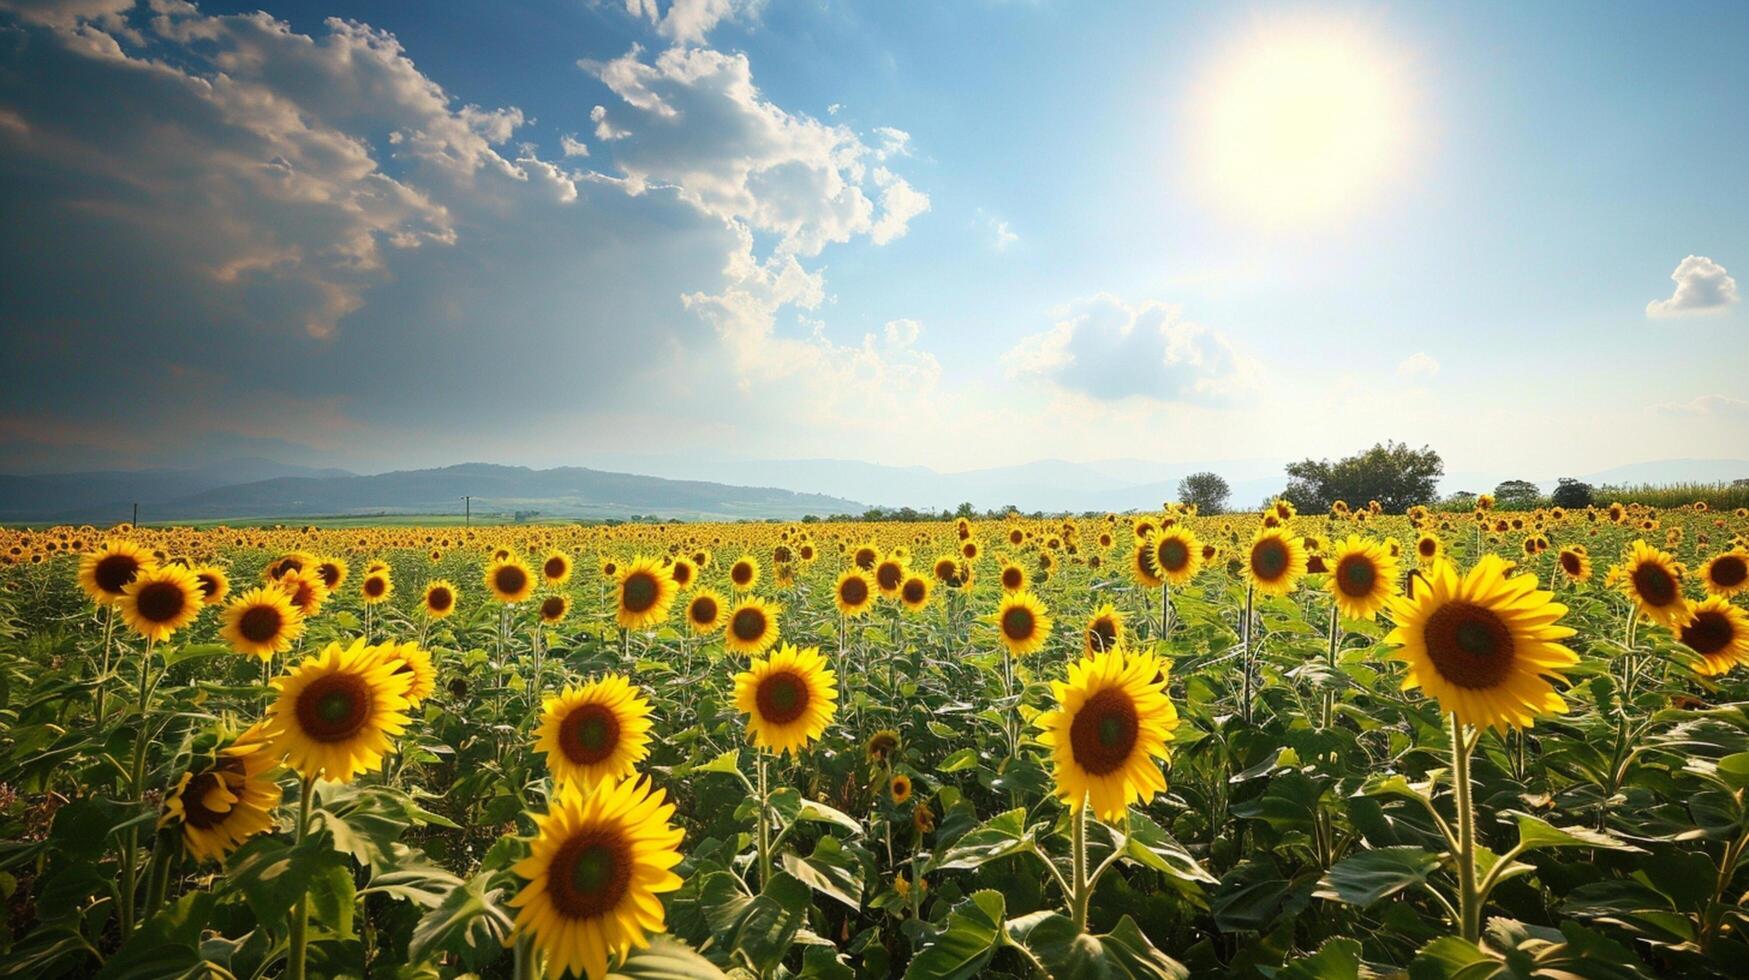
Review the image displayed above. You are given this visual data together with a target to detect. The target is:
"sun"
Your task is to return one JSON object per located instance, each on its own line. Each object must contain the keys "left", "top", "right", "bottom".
{"left": 1190, "top": 20, "right": 1411, "bottom": 225}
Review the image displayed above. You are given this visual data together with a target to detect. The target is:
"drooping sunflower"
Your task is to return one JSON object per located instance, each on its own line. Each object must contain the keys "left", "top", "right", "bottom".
{"left": 899, "top": 573, "right": 931, "bottom": 612}
{"left": 834, "top": 569, "right": 875, "bottom": 618}
{"left": 1699, "top": 549, "right": 1749, "bottom": 598}
{"left": 315, "top": 557, "right": 348, "bottom": 592}
{"left": 535, "top": 675, "right": 654, "bottom": 788}
{"left": 1246, "top": 527, "right": 1307, "bottom": 596}
{"left": 263, "top": 551, "right": 318, "bottom": 583}
{"left": 79, "top": 539, "right": 155, "bottom": 605}
{"left": 267, "top": 639, "right": 414, "bottom": 782}
{"left": 1084, "top": 603, "right": 1126, "bottom": 656}
{"left": 117, "top": 563, "right": 205, "bottom": 643}
{"left": 1150, "top": 526, "right": 1203, "bottom": 586}
{"left": 1612, "top": 540, "right": 1687, "bottom": 627}
{"left": 685, "top": 588, "right": 726, "bottom": 635}
{"left": 732, "top": 643, "right": 837, "bottom": 756}
{"left": 1034, "top": 646, "right": 1178, "bottom": 821}
{"left": 615, "top": 558, "right": 676, "bottom": 630}
{"left": 1383, "top": 555, "right": 1579, "bottom": 731}
{"left": 1557, "top": 546, "right": 1592, "bottom": 583}
{"left": 161, "top": 723, "right": 282, "bottom": 863}
{"left": 542, "top": 550, "right": 574, "bottom": 586}
{"left": 724, "top": 597, "right": 781, "bottom": 656}
{"left": 221, "top": 586, "right": 305, "bottom": 660}
{"left": 421, "top": 579, "right": 459, "bottom": 619}
{"left": 378, "top": 641, "right": 437, "bottom": 704}
{"left": 728, "top": 554, "right": 760, "bottom": 592}
{"left": 540, "top": 594, "right": 571, "bottom": 625}
{"left": 360, "top": 569, "right": 393, "bottom": 605}
{"left": 1129, "top": 540, "right": 1163, "bottom": 588}
{"left": 1675, "top": 597, "right": 1749, "bottom": 677}
{"left": 993, "top": 590, "right": 1053, "bottom": 657}
{"left": 191, "top": 564, "right": 230, "bottom": 606}
{"left": 277, "top": 568, "right": 330, "bottom": 618}
{"left": 1325, "top": 535, "right": 1400, "bottom": 621}
{"left": 486, "top": 556, "right": 536, "bottom": 604}
{"left": 509, "top": 776, "right": 685, "bottom": 980}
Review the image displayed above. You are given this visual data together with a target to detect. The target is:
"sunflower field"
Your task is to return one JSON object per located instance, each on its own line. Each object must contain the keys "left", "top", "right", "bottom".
{"left": 3, "top": 499, "right": 1749, "bottom": 979}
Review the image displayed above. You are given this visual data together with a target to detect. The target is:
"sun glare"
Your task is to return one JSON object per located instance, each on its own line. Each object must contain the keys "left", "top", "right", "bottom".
{"left": 1190, "top": 21, "right": 1412, "bottom": 226}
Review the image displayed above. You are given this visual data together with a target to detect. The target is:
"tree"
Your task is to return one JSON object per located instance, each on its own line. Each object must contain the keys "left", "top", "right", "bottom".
{"left": 1549, "top": 478, "right": 1593, "bottom": 508}
{"left": 1493, "top": 480, "right": 1541, "bottom": 509}
{"left": 1281, "top": 442, "right": 1444, "bottom": 514}
{"left": 1177, "top": 472, "right": 1231, "bottom": 514}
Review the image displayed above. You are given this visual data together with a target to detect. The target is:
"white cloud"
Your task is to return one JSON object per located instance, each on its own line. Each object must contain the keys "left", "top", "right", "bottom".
{"left": 978, "top": 210, "right": 1018, "bottom": 250}
{"left": 1646, "top": 255, "right": 1738, "bottom": 317}
{"left": 1002, "top": 294, "right": 1258, "bottom": 403}
{"left": 1396, "top": 352, "right": 1439, "bottom": 379}
{"left": 883, "top": 318, "right": 920, "bottom": 346}
{"left": 1655, "top": 394, "right": 1749, "bottom": 418}
{"left": 621, "top": 0, "right": 759, "bottom": 46}
{"left": 559, "top": 134, "right": 590, "bottom": 156}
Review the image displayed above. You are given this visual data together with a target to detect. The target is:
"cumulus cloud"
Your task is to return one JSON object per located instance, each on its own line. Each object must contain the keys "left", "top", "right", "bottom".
{"left": 1646, "top": 255, "right": 1738, "bottom": 317}
{"left": 622, "top": 0, "right": 758, "bottom": 46}
{"left": 1396, "top": 352, "right": 1439, "bottom": 379}
{"left": 1002, "top": 294, "right": 1257, "bottom": 403}
{"left": 1655, "top": 394, "right": 1749, "bottom": 418}
{"left": 977, "top": 210, "right": 1018, "bottom": 250}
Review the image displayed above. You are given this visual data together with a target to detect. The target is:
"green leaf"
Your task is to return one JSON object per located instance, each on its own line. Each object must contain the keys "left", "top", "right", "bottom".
{"left": 407, "top": 872, "right": 515, "bottom": 970}
{"left": 223, "top": 834, "right": 347, "bottom": 927}
{"left": 1117, "top": 812, "right": 1217, "bottom": 890}
{"left": 1506, "top": 812, "right": 1644, "bottom": 853}
{"left": 781, "top": 835, "right": 865, "bottom": 911}
{"left": 731, "top": 871, "right": 812, "bottom": 975}
{"left": 160, "top": 642, "right": 231, "bottom": 668}
{"left": 1003, "top": 910, "right": 1189, "bottom": 979}
{"left": 795, "top": 798, "right": 863, "bottom": 836}
{"left": 903, "top": 890, "right": 1006, "bottom": 980}
{"left": 1273, "top": 937, "right": 1362, "bottom": 980}
{"left": 307, "top": 861, "right": 357, "bottom": 943}
{"left": 95, "top": 892, "right": 215, "bottom": 979}
{"left": 691, "top": 749, "right": 744, "bottom": 777}
{"left": 928, "top": 808, "right": 1034, "bottom": 873}
{"left": 1408, "top": 935, "right": 1501, "bottom": 980}
{"left": 1315, "top": 847, "right": 1442, "bottom": 908}
{"left": 938, "top": 747, "right": 981, "bottom": 772}
{"left": 608, "top": 934, "right": 728, "bottom": 979}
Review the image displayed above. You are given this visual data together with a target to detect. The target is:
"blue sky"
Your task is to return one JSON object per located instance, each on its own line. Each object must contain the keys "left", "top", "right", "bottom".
{"left": 1, "top": 0, "right": 1744, "bottom": 480}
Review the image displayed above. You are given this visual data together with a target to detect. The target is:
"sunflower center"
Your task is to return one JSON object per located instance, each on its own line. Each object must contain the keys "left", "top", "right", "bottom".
{"left": 731, "top": 607, "right": 766, "bottom": 641}
{"left": 495, "top": 565, "right": 528, "bottom": 596}
{"left": 1157, "top": 538, "right": 1189, "bottom": 573}
{"left": 196, "top": 574, "right": 221, "bottom": 599}
{"left": 1711, "top": 555, "right": 1747, "bottom": 588}
{"left": 690, "top": 596, "right": 718, "bottom": 624}
{"left": 1560, "top": 552, "right": 1583, "bottom": 575}
{"left": 877, "top": 563, "right": 902, "bottom": 590}
{"left": 135, "top": 581, "right": 188, "bottom": 624}
{"left": 541, "top": 596, "right": 566, "bottom": 620}
{"left": 1068, "top": 687, "right": 1140, "bottom": 776}
{"left": 1335, "top": 555, "right": 1377, "bottom": 598}
{"left": 1002, "top": 606, "right": 1035, "bottom": 641}
{"left": 732, "top": 563, "right": 753, "bottom": 585}
{"left": 428, "top": 587, "right": 453, "bottom": 612}
{"left": 238, "top": 605, "right": 283, "bottom": 643}
{"left": 671, "top": 563, "right": 692, "bottom": 586}
{"left": 295, "top": 674, "right": 373, "bottom": 742}
{"left": 1681, "top": 611, "right": 1735, "bottom": 655}
{"left": 1251, "top": 540, "right": 1288, "bottom": 580}
{"left": 1418, "top": 538, "right": 1437, "bottom": 557}
{"left": 902, "top": 580, "right": 926, "bottom": 603}
{"left": 364, "top": 577, "right": 386, "bottom": 597}
{"left": 755, "top": 670, "right": 810, "bottom": 724}
{"left": 855, "top": 550, "right": 876, "bottom": 570}
{"left": 840, "top": 577, "right": 868, "bottom": 606}
{"left": 178, "top": 772, "right": 230, "bottom": 829}
{"left": 545, "top": 557, "right": 567, "bottom": 579}
{"left": 549, "top": 832, "right": 632, "bottom": 920}
{"left": 1423, "top": 601, "right": 1515, "bottom": 689}
{"left": 1002, "top": 568, "right": 1023, "bottom": 589}
{"left": 1631, "top": 563, "right": 1678, "bottom": 607}
{"left": 94, "top": 553, "right": 142, "bottom": 594}
{"left": 1088, "top": 618, "right": 1118, "bottom": 652}
{"left": 622, "top": 572, "right": 659, "bottom": 613}
{"left": 319, "top": 565, "right": 341, "bottom": 588}
{"left": 559, "top": 703, "right": 621, "bottom": 765}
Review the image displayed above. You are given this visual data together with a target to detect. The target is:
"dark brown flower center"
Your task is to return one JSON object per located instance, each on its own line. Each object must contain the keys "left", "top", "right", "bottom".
{"left": 1709, "top": 555, "right": 1747, "bottom": 588}
{"left": 558, "top": 703, "right": 621, "bottom": 765}
{"left": 671, "top": 562, "right": 692, "bottom": 586}
{"left": 1423, "top": 601, "right": 1515, "bottom": 689}
{"left": 95, "top": 553, "right": 142, "bottom": 594}
{"left": 541, "top": 596, "right": 566, "bottom": 620}
{"left": 495, "top": 565, "right": 528, "bottom": 597}
{"left": 876, "top": 562, "right": 903, "bottom": 591}
{"left": 195, "top": 573, "right": 222, "bottom": 599}
{"left": 179, "top": 770, "right": 237, "bottom": 830}
{"left": 1088, "top": 617, "right": 1118, "bottom": 652}
{"left": 690, "top": 595, "right": 718, "bottom": 624}
{"left": 134, "top": 580, "right": 188, "bottom": 624}
{"left": 731, "top": 562, "right": 754, "bottom": 585}
{"left": 1069, "top": 687, "right": 1139, "bottom": 776}
{"left": 364, "top": 576, "right": 386, "bottom": 597}
{"left": 238, "top": 604, "right": 283, "bottom": 643}
{"left": 545, "top": 556, "right": 568, "bottom": 579}
{"left": 1418, "top": 538, "right": 1437, "bottom": 557}
{"left": 318, "top": 563, "right": 342, "bottom": 588}
{"left": 1560, "top": 552, "right": 1583, "bottom": 575}
{"left": 839, "top": 576, "right": 869, "bottom": 606}
{"left": 755, "top": 670, "right": 809, "bottom": 724}
{"left": 731, "top": 607, "right": 767, "bottom": 641}
{"left": 1002, "top": 567, "right": 1023, "bottom": 589}
{"left": 1681, "top": 611, "right": 1735, "bottom": 656}
{"left": 1631, "top": 562, "right": 1678, "bottom": 607}
{"left": 622, "top": 572, "right": 659, "bottom": 613}
{"left": 855, "top": 549, "right": 877, "bottom": 570}
{"left": 427, "top": 586, "right": 453, "bottom": 612}
{"left": 1002, "top": 605, "right": 1036, "bottom": 641}
{"left": 1335, "top": 554, "right": 1377, "bottom": 598}
{"left": 547, "top": 831, "right": 632, "bottom": 920}
{"left": 294, "top": 673, "right": 373, "bottom": 742}
{"left": 1156, "top": 538, "right": 1190, "bottom": 573}
{"left": 1251, "top": 539, "right": 1289, "bottom": 581}
{"left": 902, "top": 579, "right": 926, "bottom": 604}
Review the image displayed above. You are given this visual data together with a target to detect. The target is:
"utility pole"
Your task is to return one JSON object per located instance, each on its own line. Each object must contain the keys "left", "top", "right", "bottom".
{"left": 132, "top": 502, "right": 138, "bottom": 528}
{"left": 463, "top": 496, "right": 471, "bottom": 526}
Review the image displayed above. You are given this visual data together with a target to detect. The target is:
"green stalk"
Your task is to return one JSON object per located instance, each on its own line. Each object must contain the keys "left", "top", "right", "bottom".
{"left": 118, "top": 642, "right": 158, "bottom": 936}
{"left": 513, "top": 933, "right": 539, "bottom": 980}
{"left": 1322, "top": 601, "right": 1340, "bottom": 729}
{"left": 1449, "top": 715, "right": 1481, "bottom": 943}
{"left": 287, "top": 775, "right": 316, "bottom": 980}
{"left": 1070, "top": 799, "right": 1090, "bottom": 931}
{"left": 756, "top": 753, "right": 772, "bottom": 889}
{"left": 1240, "top": 582, "right": 1256, "bottom": 724}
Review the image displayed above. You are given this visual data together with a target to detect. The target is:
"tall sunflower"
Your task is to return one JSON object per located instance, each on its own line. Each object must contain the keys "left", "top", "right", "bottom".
{"left": 1034, "top": 646, "right": 1178, "bottom": 821}
{"left": 509, "top": 776, "right": 685, "bottom": 980}
{"left": 267, "top": 639, "right": 414, "bottom": 782}
{"left": 732, "top": 643, "right": 837, "bottom": 756}
{"left": 728, "top": 554, "right": 761, "bottom": 592}
{"left": 1326, "top": 535, "right": 1400, "bottom": 621}
{"left": 486, "top": 556, "right": 536, "bottom": 604}
{"left": 1699, "top": 549, "right": 1749, "bottom": 598}
{"left": 421, "top": 579, "right": 459, "bottom": 619}
{"left": 834, "top": 569, "right": 875, "bottom": 618}
{"left": 79, "top": 539, "right": 155, "bottom": 605}
{"left": 1246, "top": 527, "right": 1307, "bottom": 596}
{"left": 1675, "top": 597, "right": 1749, "bottom": 677}
{"left": 360, "top": 569, "right": 393, "bottom": 605}
{"left": 161, "top": 723, "right": 282, "bottom": 863}
{"left": 615, "top": 558, "right": 677, "bottom": 630}
{"left": 873, "top": 557, "right": 907, "bottom": 599}
{"left": 993, "top": 590, "right": 1052, "bottom": 657}
{"left": 1084, "top": 603, "right": 1126, "bottom": 657}
{"left": 899, "top": 573, "right": 931, "bottom": 613}
{"left": 1612, "top": 540, "right": 1687, "bottom": 627}
{"left": 685, "top": 588, "right": 726, "bottom": 635}
{"left": 999, "top": 561, "right": 1028, "bottom": 593}
{"left": 535, "top": 675, "right": 654, "bottom": 788}
{"left": 117, "top": 563, "right": 205, "bottom": 643}
{"left": 724, "top": 597, "right": 781, "bottom": 656}
{"left": 221, "top": 586, "right": 305, "bottom": 660}
{"left": 1383, "top": 556, "right": 1578, "bottom": 731}
{"left": 1150, "top": 526, "right": 1202, "bottom": 586}
{"left": 542, "top": 550, "right": 574, "bottom": 586}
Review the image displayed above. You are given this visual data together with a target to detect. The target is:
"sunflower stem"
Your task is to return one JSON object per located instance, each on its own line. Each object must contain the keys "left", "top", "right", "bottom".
{"left": 513, "top": 933, "right": 539, "bottom": 980}
{"left": 287, "top": 774, "right": 316, "bottom": 980}
{"left": 1322, "top": 600, "right": 1340, "bottom": 730}
{"left": 756, "top": 752, "right": 772, "bottom": 890}
{"left": 1449, "top": 714, "right": 1482, "bottom": 944}
{"left": 1070, "top": 798, "right": 1091, "bottom": 931}
{"left": 142, "top": 824, "right": 178, "bottom": 924}
{"left": 95, "top": 605, "right": 115, "bottom": 731}
{"left": 118, "top": 639, "right": 158, "bottom": 937}
{"left": 1240, "top": 582, "right": 1256, "bottom": 725}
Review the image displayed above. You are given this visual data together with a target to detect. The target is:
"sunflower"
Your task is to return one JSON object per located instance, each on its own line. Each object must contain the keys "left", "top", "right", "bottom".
{"left": 890, "top": 773, "right": 913, "bottom": 805}
{"left": 486, "top": 557, "right": 536, "bottom": 604}
{"left": 315, "top": 557, "right": 349, "bottom": 592}
{"left": 733, "top": 643, "right": 837, "bottom": 756}
{"left": 728, "top": 554, "right": 760, "bottom": 592}
{"left": 1149, "top": 526, "right": 1202, "bottom": 585}
{"left": 998, "top": 561, "right": 1028, "bottom": 593}
{"left": 667, "top": 556, "right": 696, "bottom": 591}
{"left": 1557, "top": 547, "right": 1592, "bottom": 583}
{"left": 1326, "top": 535, "right": 1400, "bottom": 621}
{"left": 1129, "top": 541, "right": 1164, "bottom": 588}
{"left": 993, "top": 590, "right": 1052, "bottom": 657}
{"left": 509, "top": 776, "right": 685, "bottom": 980}
{"left": 1675, "top": 597, "right": 1749, "bottom": 677}
{"left": 221, "top": 586, "right": 306, "bottom": 660}
{"left": 542, "top": 550, "right": 574, "bottom": 586}
{"left": 1246, "top": 527, "right": 1307, "bottom": 596}
{"left": 834, "top": 569, "right": 875, "bottom": 618}
{"left": 615, "top": 558, "right": 676, "bottom": 630}
{"left": 267, "top": 639, "right": 414, "bottom": 782}
{"left": 277, "top": 568, "right": 330, "bottom": 618}
{"left": 191, "top": 565, "right": 230, "bottom": 606}
{"left": 1699, "top": 549, "right": 1749, "bottom": 598}
{"left": 899, "top": 573, "right": 931, "bottom": 612}
{"left": 263, "top": 551, "right": 318, "bottom": 583}
{"left": 852, "top": 543, "right": 880, "bottom": 571}
{"left": 685, "top": 588, "right": 726, "bottom": 635}
{"left": 117, "top": 563, "right": 205, "bottom": 643}
{"left": 873, "top": 557, "right": 907, "bottom": 598}
{"left": 360, "top": 569, "right": 393, "bottom": 605}
{"left": 536, "top": 676, "right": 654, "bottom": 788}
{"left": 1612, "top": 540, "right": 1687, "bottom": 627}
{"left": 724, "top": 597, "right": 781, "bottom": 656}
{"left": 1084, "top": 603, "right": 1126, "bottom": 656}
{"left": 865, "top": 729, "right": 900, "bottom": 764}
{"left": 1034, "top": 646, "right": 1178, "bottom": 821}
{"left": 1383, "top": 556, "right": 1579, "bottom": 731}
{"left": 540, "top": 594, "right": 571, "bottom": 625}
{"left": 161, "top": 723, "right": 282, "bottom": 863}
{"left": 79, "top": 539, "right": 155, "bottom": 605}
{"left": 378, "top": 641, "right": 438, "bottom": 704}
{"left": 422, "top": 579, "right": 459, "bottom": 619}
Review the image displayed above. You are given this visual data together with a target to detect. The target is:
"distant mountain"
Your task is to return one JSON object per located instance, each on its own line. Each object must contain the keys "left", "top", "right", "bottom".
{"left": 0, "top": 462, "right": 865, "bottom": 524}
{"left": 0, "top": 458, "right": 355, "bottom": 522}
